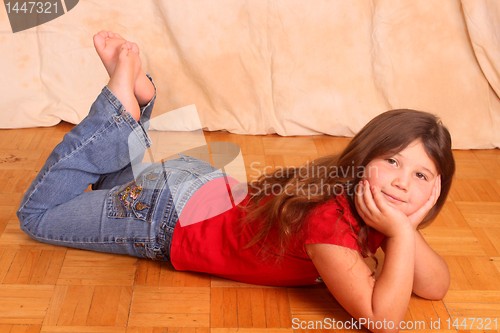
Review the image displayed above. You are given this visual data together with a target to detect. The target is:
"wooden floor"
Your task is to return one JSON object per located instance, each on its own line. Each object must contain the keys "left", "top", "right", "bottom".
{"left": 0, "top": 122, "right": 499, "bottom": 333}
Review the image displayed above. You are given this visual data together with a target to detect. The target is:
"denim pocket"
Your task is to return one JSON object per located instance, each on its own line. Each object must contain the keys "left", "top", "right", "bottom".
{"left": 106, "top": 168, "right": 165, "bottom": 222}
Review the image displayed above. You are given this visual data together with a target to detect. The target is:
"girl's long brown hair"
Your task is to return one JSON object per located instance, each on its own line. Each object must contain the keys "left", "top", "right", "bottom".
{"left": 244, "top": 109, "right": 455, "bottom": 256}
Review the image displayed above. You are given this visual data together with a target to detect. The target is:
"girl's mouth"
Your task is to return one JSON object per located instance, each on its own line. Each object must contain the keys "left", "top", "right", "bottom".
{"left": 382, "top": 191, "right": 406, "bottom": 204}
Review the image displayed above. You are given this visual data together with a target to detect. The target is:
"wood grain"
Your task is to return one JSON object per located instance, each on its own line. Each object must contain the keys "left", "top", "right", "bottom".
{"left": 0, "top": 123, "right": 499, "bottom": 332}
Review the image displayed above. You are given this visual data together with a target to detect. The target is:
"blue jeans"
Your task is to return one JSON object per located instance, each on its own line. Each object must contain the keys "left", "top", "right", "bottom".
{"left": 17, "top": 80, "right": 222, "bottom": 260}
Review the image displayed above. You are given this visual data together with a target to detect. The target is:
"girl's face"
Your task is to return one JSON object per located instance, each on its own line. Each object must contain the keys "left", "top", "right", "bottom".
{"left": 364, "top": 139, "right": 439, "bottom": 216}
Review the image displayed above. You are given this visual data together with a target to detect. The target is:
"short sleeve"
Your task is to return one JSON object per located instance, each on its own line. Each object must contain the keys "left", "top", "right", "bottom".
{"left": 303, "top": 196, "right": 361, "bottom": 252}
{"left": 367, "top": 229, "right": 386, "bottom": 254}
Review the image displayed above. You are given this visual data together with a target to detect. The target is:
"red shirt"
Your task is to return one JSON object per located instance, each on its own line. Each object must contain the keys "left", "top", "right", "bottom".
{"left": 170, "top": 178, "right": 385, "bottom": 286}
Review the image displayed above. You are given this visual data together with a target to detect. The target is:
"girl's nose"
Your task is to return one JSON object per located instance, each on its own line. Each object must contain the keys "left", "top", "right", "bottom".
{"left": 392, "top": 172, "right": 410, "bottom": 191}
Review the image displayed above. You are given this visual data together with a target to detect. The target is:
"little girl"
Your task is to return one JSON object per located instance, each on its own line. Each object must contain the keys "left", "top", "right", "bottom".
{"left": 18, "top": 32, "right": 455, "bottom": 332}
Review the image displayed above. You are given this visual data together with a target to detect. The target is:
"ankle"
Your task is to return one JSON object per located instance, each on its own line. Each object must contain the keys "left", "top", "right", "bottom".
{"left": 136, "top": 74, "right": 156, "bottom": 107}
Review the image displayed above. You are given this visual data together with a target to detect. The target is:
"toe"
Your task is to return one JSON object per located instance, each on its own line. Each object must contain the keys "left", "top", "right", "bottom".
{"left": 93, "top": 33, "right": 106, "bottom": 50}
{"left": 124, "top": 42, "right": 135, "bottom": 52}
{"left": 97, "top": 30, "right": 111, "bottom": 39}
{"left": 119, "top": 44, "right": 131, "bottom": 58}
{"left": 114, "top": 32, "right": 124, "bottom": 39}
{"left": 129, "top": 42, "right": 140, "bottom": 54}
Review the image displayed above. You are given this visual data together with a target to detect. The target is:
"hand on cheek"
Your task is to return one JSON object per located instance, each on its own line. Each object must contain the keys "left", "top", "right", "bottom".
{"left": 408, "top": 175, "right": 441, "bottom": 228}
{"left": 355, "top": 180, "right": 412, "bottom": 238}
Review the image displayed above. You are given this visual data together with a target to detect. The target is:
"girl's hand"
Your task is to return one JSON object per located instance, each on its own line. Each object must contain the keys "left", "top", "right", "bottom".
{"left": 355, "top": 180, "right": 412, "bottom": 238}
{"left": 408, "top": 175, "right": 441, "bottom": 229}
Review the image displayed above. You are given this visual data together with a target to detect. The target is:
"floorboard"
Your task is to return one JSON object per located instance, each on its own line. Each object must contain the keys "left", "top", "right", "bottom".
{"left": 0, "top": 123, "right": 499, "bottom": 332}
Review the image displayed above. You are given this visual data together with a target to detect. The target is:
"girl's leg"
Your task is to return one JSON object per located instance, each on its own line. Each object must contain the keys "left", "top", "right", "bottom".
{"left": 93, "top": 31, "right": 155, "bottom": 108}
{"left": 91, "top": 76, "right": 156, "bottom": 191}
{"left": 17, "top": 41, "right": 169, "bottom": 259}
{"left": 91, "top": 32, "right": 156, "bottom": 190}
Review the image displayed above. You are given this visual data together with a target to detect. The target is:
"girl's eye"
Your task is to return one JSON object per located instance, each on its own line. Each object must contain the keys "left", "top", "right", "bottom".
{"left": 416, "top": 172, "right": 428, "bottom": 181}
{"left": 386, "top": 158, "right": 398, "bottom": 166}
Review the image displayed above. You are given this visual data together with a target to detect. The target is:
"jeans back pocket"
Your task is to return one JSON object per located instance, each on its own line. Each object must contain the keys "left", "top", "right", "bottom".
{"left": 107, "top": 168, "right": 166, "bottom": 222}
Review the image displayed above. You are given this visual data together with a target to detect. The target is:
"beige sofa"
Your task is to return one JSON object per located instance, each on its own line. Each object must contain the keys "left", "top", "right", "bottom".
{"left": 1, "top": 0, "right": 498, "bottom": 148}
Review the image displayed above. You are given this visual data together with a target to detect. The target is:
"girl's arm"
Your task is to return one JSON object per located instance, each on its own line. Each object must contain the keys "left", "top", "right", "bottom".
{"left": 405, "top": 176, "right": 449, "bottom": 299}
{"left": 306, "top": 180, "right": 419, "bottom": 333}
{"left": 380, "top": 230, "right": 450, "bottom": 301}
{"left": 307, "top": 229, "right": 415, "bottom": 333}
{"left": 411, "top": 231, "right": 450, "bottom": 299}
{"left": 306, "top": 178, "right": 444, "bottom": 332}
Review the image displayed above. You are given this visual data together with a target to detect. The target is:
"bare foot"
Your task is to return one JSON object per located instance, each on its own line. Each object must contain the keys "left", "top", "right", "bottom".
{"left": 93, "top": 31, "right": 155, "bottom": 107}
{"left": 107, "top": 42, "right": 141, "bottom": 121}
{"left": 134, "top": 66, "right": 156, "bottom": 107}
{"left": 93, "top": 31, "right": 126, "bottom": 76}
